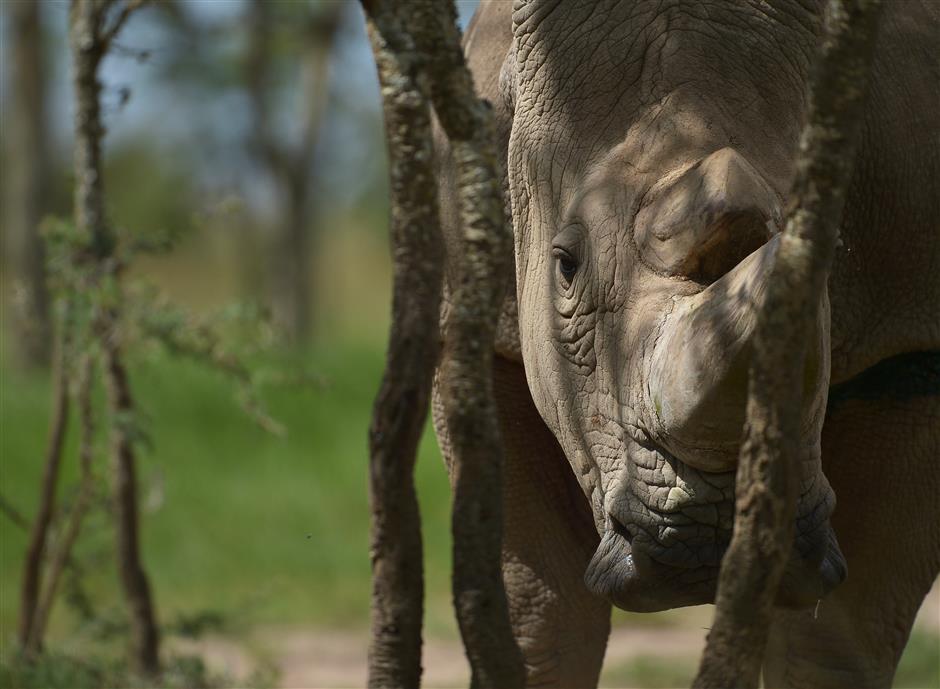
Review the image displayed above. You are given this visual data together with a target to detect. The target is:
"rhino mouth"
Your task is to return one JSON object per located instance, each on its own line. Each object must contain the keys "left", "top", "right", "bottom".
{"left": 583, "top": 441, "right": 847, "bottom": 612}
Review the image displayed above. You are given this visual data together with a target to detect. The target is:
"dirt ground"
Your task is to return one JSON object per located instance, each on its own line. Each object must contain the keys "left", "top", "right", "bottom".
{"left": 171, "top": 580, "right": 939, "bottom": 688}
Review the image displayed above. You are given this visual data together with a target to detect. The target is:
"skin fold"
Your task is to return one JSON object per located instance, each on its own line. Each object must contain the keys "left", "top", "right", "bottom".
{"left": 432, "top": 1, "right": 940, "bottom": 687}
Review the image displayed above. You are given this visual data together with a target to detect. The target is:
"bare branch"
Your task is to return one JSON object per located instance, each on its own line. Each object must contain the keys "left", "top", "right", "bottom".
{"left": 1, "top": 496, "right": 30, "bottom": 531}
{"left": 101, "top": 0, "right": 152, "bottom": 46}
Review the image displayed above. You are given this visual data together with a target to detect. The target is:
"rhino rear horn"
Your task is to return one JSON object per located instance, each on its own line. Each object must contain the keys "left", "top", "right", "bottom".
{"left": 635, "top": 147, "right": 782, "bottom": 282}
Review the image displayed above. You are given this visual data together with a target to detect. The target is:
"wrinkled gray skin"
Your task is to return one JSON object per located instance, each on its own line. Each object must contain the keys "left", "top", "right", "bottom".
{"left": 432, "top": 1, "right": 940, "bottom": 687}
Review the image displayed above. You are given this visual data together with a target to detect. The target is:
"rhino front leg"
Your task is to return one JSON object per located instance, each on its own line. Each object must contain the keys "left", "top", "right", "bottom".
{"left": 433, "top": 356, "right": 611, "bottom": 688}
{"left": 764, "top": 353, "right": 940, "bottom": 688}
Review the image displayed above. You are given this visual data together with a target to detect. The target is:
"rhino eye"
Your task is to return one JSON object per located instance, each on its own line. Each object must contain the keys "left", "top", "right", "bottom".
{"left": 553, "top": 248, "right": 579, "bottom": 286}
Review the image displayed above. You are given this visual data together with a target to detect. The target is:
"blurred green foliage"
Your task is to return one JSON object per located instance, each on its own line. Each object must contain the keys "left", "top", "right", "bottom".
{"left": 0, "top": 337, "right": 455, "bottom": 644}
{"left": 896, "top": 629, "right": 940, "bottom": 689}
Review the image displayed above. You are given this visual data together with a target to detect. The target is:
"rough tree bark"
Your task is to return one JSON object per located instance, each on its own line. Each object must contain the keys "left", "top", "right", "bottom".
{"left": 69, "top": 0, "right": 160, "bottom": 674}
{"left": 4, "top": 0, "right": 52, "bottom": 366}
{"left": 364, "top": 1, "right": 524, "bottom": 687}
{"left": 692, "top": 1, "right": 883, "bottom": 687}
{"left": 363, "top": 4, "right": 442, "bottom": 686}
{"left": 412, "top": 4, "right": 526, "bottom": 688}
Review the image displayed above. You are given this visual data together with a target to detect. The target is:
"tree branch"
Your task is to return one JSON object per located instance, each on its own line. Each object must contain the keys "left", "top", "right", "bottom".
{"left": 101, "top": 0, "right": 151, "bottom": 46}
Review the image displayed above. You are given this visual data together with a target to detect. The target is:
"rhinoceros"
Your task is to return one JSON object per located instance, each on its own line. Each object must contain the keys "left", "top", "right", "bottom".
{"left": 432, "top": 1, "right": 940, "bottom": 687}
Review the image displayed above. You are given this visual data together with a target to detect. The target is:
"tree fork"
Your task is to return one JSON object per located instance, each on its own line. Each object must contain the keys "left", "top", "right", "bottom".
{"left": 693, "top": 1, "right": 883, "bottom": 687}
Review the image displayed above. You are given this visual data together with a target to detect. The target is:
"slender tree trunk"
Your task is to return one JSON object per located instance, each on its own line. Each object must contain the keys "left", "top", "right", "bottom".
{"left": 281, "top": 179, "right": 313, "bottom": 345}
{"left": 69, "top": 0, "right": 160, "bottom": 674}
{"left": 413, "top": 4, "right": 525, "bottom": 687}
{"left": 363, "top": 6, "right": 442, "bottom": 686}
{"left": 363, "top": 1, "right": 524, "bottom": 686}
{"left": 28, "top": 357, "right": 97, "bottom": 653}
{"left": 246, "top": 1, "right": 341, "bottom": 345}
{"left": 693, "top": 1, "right": 883, "bottom": 687}
{"left": 17, "top": 317, "right": 71, "bottom": 654}
{"left": 4, "top": 0, "right": 51, "bottom": 366}
{"left": 102, "top": 336, "right": 160, "bottom": 674}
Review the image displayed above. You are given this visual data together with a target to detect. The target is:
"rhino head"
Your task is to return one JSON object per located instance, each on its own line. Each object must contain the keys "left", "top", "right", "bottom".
{"left": 506, "top": 0, "right": 847, "bottom": 612}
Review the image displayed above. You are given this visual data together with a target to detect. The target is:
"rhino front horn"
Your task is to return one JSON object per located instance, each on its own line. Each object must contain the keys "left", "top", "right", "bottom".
{"left": 643, "top": 151, "right": 830, "bottom": 471}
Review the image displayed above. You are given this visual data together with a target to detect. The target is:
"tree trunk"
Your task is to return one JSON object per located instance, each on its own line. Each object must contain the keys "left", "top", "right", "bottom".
{"left": 17, "top": 317, "right": 71, "bottom": 654}
{"left": 363, "top": 5, "right": 443, "bottom": 686}
{"left": 692, "top": 1, "right": 884, "bottom": 687}
{"left": 412, "top": 4, "right": 525, "bottom": 687}
{"left": 4, "top": 0, "right": 51, "bottom": 366}
{"left": 363, "top": 1, "right": 525, "bottom": 686}
{"left": 102, "top": 337, "right": 160, "bottom": 674}
{"left": 29, "top": 357, "right": 97, "bottom": 653}
{"left": 69, "top": 0, "right": 160, "bottom": 674}
{"left": 246, "top": 1, "right": 341, "bottom": 345}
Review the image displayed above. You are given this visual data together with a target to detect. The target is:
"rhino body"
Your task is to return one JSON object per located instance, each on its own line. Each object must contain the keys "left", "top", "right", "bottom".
{"left": 432, "top": 2, "right": 940, "bottom": 686}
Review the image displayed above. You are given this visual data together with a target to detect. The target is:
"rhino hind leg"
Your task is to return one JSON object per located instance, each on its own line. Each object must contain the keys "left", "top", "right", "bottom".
{"left": 433, "top": 356, "right": 611, "bottom": 688}
{"left": 764, "top": 352, "right": 940, "bottom": 688}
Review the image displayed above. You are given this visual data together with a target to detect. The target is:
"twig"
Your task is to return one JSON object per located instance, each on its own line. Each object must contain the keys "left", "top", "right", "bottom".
{"left": 101, "top": 0, "right": 151, "bottom": 46}
{"left": 0, "top": 495, "right": 30, "bottom": 531}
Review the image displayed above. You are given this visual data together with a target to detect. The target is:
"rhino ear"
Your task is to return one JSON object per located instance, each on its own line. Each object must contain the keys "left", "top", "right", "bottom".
{"left": 634, "top": 148, "right": 782, "bottom": 282}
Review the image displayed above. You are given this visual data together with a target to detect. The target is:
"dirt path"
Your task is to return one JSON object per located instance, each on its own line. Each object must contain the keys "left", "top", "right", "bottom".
{"left": 172, "top": 623, "right": 707, "bottom": 688}
{"left": 172, "top": 580, "right": 938, "bottom": 688}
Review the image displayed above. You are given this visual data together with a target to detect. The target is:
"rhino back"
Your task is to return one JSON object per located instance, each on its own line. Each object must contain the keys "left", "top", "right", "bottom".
{"left": 828, "top": 0, "right": 940, "bottom": 383}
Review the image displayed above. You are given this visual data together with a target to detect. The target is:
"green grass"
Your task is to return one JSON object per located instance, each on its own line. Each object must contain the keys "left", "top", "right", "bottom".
{"left": 1, "top": 335, "right": 937, "bottom": 689}
{"left": 896, "top": 630, "right": 940, "bottom": 689}
{"left": 600, "top": 655, "right": 696, "bottom": 689}
{"left": 0, "top": 337, "right": 456, "bottom": 647}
